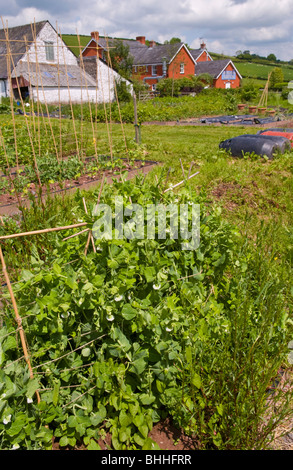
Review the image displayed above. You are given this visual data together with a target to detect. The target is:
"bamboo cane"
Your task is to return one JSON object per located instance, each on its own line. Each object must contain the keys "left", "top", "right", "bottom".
{"left": 31, "top": 20, "right": 59, "bottom": 163}
{"left": 56, "top": 22, "right": 62, "bottom": 162}
{"left": 76, "top": 29, "right": 98, "bottom": 163}
{"left": 1, "top": 18, "right": 19, "bottom": 171}
{"left": 82, "top": 197, "right": 96, "bottom": 253}
{"left": 180, "top": 158, "right": 185, "bottom": 179}
{"left": 163, "top": 171, "right": 200, "bottom": 193}
{"left": 1, "top": 20, "right": 43, "bottom": 188}
{"left": 0, "top": 244, "right": 40, "bottom": 403}
{"left": 57, "top": 24, "right": 80, "bottom": 160}
{"left": 62, "top": 228, "right": 89, "bottom": 241}
{"left": 105, "top": 35, "right": 129, "bottom": 161}
{"left": 96, "top": 38, "right": 113, "bottom": 163}
{"left": 0, "top": 222, "right": 87, "bottom": 241}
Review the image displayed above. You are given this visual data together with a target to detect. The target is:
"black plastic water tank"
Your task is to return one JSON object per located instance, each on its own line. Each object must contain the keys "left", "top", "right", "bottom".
{"left": 219, "top": 134, "right": 288, "bottom": 159}
{"left": 245, "top": 134, "right": 291, "bottom": 153}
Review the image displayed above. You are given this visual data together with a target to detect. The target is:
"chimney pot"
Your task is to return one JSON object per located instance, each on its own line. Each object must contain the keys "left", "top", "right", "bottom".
{"left": 91, "top": 31, "right": 99, "bottom": 41}
{"left": 136, "top": 36, "right": 146, "bottom": 45}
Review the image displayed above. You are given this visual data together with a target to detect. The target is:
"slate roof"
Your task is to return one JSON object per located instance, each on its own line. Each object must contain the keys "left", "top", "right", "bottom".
{"left": 130, "top": 43, "right": 188, "bottom": 65}
{"left": 194, "top": 58, "right": 242, "bottom": 79}
{"left": 189, "top": 48, "right": 206, "bottom": 60}
{"left": 0, "top": 20, "right": 48, "bottom": 79}
{"left": 11, "top": 61, "right": 97, "bottom": 88}
{"left": 98, "top": 37, "right": 147, "bottom": 50}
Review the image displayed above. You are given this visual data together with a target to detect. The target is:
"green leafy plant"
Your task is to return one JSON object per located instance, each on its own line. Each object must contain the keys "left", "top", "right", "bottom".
{"left": 0, "top": 174, "right": 291, "bottom": 450}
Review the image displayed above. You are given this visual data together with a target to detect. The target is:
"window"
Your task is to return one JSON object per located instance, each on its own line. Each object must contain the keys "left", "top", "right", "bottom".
{"left": 180, "top": 62, "right": 184, "bottom": 74}
{"left": 152, "top": 65, "right": 157, "bottom": 76}
{"left": 151, "top": 84, "right": 157, "bottom": 91}
{"left": 222, "top": 70, "right": 236, "bottom": 80}
{"left": 43, "top": 71, "right": 53, "bottom": 78}
{"left": 45, "top": 41, "right": 54, "bottom": 61}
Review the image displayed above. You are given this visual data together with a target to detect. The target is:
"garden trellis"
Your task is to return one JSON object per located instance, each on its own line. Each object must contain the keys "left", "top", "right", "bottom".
{"left": 0, "top": 18, "right": 132, "bottom": 217}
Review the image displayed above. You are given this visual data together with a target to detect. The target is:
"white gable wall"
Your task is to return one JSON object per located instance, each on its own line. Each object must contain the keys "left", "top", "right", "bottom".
{"left": 96, "top": 59, "right": 133, "bottom": 102}
{"left": 8, "top": 21, "right": 133, "bottom": 104}
{"left": 22, "top": 22, "right": 78, "bottom": 66}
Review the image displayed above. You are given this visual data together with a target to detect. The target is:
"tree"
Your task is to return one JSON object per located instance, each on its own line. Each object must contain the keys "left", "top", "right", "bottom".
{"left": 108, "top": 39, "right": 134, "bottom": 80}
{"left": 267, "top": 53, "right": 277, "bottom": 62}
{"left": 164, "top": 37, "right": 182, "bottom": 45}
{"left": 269, "top": 67, "right": 284, "bottom": 89}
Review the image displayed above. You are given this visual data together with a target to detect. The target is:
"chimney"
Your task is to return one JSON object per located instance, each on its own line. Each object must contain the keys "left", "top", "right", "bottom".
{"left": 90, "top": 31, "right": 99, "bottom": 59}
{"left": 149, "top": 40, "right": 156, "bottom": 48}
{"left": 200, "top": 41, "right": 206, "bottom": 50}
{"left": 136, "top": 36, "right": 146, "bottom": 45}
{"left": 91, "top": 31, "right": 99, "bottom": 41}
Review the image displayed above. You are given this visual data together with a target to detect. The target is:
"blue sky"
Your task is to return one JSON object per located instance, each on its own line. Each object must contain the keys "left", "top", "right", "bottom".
{"left": 1, "top": 0, "right": 293, "bottom": 60}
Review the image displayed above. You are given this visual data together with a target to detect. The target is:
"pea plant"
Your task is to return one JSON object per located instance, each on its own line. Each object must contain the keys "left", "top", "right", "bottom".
{"left": 0, "top": 174, "right": 291, "bottom": 450}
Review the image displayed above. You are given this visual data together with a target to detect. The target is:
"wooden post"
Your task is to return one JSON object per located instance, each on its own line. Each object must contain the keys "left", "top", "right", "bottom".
{"left": 133, "top": 93, "right": 140, "bottom": 144}
{"left": 0, "top": 244, "right": 40, "bottom": 403}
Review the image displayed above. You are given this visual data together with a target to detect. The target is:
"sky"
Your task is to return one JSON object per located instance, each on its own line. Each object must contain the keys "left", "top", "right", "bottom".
{"left": 0, "top": 0, "right": 293, "bottom": 60}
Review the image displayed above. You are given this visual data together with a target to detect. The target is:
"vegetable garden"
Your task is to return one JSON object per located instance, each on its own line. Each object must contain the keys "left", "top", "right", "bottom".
{"left": 0, "top": 32, "right": 292, "bottom": 450}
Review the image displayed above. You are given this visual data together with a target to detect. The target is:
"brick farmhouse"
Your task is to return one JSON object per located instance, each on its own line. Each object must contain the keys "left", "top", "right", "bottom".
{"left": 82, "top": 33, "right": 242, "bottom": 91}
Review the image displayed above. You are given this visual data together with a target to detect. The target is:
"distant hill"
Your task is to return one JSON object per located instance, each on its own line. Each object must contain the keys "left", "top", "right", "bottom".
{"left": 62, "top": 34, "right": 91, "bottom": 56}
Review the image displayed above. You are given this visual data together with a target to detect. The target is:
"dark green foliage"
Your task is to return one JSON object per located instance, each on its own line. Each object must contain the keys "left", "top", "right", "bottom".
{"left": 0, "top": 174, "right": 292, "bottom": 450}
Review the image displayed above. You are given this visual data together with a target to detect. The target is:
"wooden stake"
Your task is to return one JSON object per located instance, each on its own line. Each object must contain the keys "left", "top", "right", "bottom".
{"left": 0, "top": 244, "right": 40, "bottom": 403}
{"left": 30, "top": 20, "right": 59, "bottom": 164}
{"left": 188, "top": 161, "right": 194, "bottom": 178}
{"left": 0, "top": 222, "right": 87, "bottom": 241}
{"left": 105, "top": 37, "right": 129, "bottom": 161}
{"left": 76, "top": 29, "right": 98, "bottom": 164}
{"left": 163, "top": 171, "right": 200, "bottom": 193}
{"left": 57, "top": 24, "right": 80, "bottom": 160}
{"left": 133, "top": 93, "right": 140, "bottom": 144}
{"left": 62, "top": 228, "right": 89, "bottom": 241}
{"left": 82, "top": 197, "right": 96, "bottom": 254}
{"left": 180, "top": 158, "right": 185, "bottom": 179}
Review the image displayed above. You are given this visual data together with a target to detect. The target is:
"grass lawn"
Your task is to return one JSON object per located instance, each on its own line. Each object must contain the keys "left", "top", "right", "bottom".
{"left": 236, "top": 62, "right": 293, "bottom": 82}
{"left": 94, "top": 122, "right": 293, "bottom": 244}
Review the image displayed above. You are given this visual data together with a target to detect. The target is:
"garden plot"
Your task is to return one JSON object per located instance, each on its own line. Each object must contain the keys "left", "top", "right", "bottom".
{"left": 0, "top": 112, "right": 157, "bottom": 216}
{"left": 1, "top": 172, "right": 291, "bottom": 451}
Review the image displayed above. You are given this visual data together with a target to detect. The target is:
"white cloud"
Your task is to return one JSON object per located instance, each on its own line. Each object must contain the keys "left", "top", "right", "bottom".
{"left": 0, "top": 0, "right": 293, "bottom": 60}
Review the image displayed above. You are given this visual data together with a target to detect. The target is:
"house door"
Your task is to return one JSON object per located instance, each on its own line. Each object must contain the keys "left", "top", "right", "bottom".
{"left": 225, "top": 82, "right": 231, "bottom": 89}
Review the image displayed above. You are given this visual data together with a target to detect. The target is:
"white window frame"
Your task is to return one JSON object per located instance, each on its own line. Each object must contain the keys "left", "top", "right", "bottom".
{"left": 151, "top": 83, "right": 157, "bottom": 91}
{"left": 180, "top": 62, "right": 184, "bottom": 74}
{"left": 152, "top": 65, "right": 157, "bottom": 76}
{"left": 45, "top": 41, "right": 54, "bottom": 62}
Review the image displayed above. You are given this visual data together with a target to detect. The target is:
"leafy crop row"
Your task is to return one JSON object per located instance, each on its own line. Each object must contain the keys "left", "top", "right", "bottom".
{"left": 0, "top": 174, "right": 291, "bottom": 450}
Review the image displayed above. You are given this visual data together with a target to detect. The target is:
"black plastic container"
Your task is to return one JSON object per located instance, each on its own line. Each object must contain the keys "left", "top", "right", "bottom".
{"left": 219, "top": 134, "right": 290, "bottom": 159}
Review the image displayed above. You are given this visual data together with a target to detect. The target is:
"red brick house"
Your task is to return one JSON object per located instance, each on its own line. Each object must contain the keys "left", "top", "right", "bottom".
{"left": 82, "top": 33, "right": 241, "bottom": 90}
{"left": 130, "top": 39, "right": 199, "bottom": 90}
{"left": 194, "top": 58, "right": 242, "bottom": 89}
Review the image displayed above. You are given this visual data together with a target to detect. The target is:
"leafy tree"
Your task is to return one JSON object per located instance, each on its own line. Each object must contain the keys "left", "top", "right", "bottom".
{"left": 108, "top": 39, "right": 134, "bottom": 80}
{"left": 164, "top": 37, "right": 182, "bottom": 44}
{"left": 114, "top": 78, "right": 132, "bottom": 102}
{"left": 240, "top": 80, "right": 259, "bottom": 102}
{"left": 269, "top": 67, "right": 284, "bottom": 89}
{"left": 267, "top": 53, "right": 277, "bottom": 62}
